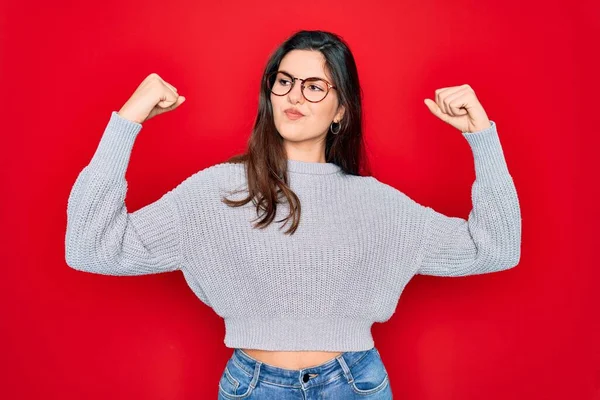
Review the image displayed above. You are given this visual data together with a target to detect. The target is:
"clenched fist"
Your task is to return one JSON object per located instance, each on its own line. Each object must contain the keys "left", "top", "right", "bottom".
{"left": 424, "top": 84, "right": 491, "bottom": 133}
{"left": 118, "top": 73, "right": 186, "bottom": 125}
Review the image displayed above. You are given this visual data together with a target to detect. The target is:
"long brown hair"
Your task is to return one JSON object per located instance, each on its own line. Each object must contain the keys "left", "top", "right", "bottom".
{"left": 221, "top": 30, "right": 371, "bottom": 235}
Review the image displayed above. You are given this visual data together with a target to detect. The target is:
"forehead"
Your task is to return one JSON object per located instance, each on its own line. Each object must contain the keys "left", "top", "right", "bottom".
{"left": 279, "top": 50, "right": 331, "bottom": 81}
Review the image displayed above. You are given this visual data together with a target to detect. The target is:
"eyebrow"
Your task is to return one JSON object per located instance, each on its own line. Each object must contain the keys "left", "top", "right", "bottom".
{"left": 279, "top": 69, "right": 328, "bottom": 81}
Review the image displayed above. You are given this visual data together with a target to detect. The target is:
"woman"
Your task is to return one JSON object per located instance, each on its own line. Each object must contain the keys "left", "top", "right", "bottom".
{"left": 65, "top": 30, "right": 521, "bottom": 399}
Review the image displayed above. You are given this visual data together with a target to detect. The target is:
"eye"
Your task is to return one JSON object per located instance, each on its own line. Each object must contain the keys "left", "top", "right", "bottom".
{"left": 307, "top": 84, "right": 324, "bottom": 92}
{"left": 278, "top": 78, "right": 291, "bottom": 86}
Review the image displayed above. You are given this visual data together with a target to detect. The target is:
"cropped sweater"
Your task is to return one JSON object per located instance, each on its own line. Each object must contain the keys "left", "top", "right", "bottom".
{"left": 65, "top": 111, "right": 521, "bottom": 351}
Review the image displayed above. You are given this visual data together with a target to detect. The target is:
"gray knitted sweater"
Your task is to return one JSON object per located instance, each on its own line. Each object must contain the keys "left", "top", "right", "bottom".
{"left": 65, "top": 111, "right": 521, "bottom": 351}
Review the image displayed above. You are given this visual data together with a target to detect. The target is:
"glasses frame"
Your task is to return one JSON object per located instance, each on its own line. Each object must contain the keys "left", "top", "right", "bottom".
{"left": 267, "top": 71, "right": 337, "bottom": 103}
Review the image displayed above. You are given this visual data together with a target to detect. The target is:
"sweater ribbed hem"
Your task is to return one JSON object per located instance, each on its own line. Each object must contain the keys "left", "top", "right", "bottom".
{"left": 88, "top": 111, "right": 143, "bottom": 178}
{"left": 461, "top": 120, "right": 512, "bottom": 183}
{"left": 223, "top": 317, "right": 375, "bottom": 351}
{"left": 286, "top": 159, "right": 342, "bottom": 175}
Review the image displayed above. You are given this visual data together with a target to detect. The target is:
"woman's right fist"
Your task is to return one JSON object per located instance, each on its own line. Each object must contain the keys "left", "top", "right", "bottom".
{"left": 118, "top": 73, "right": 186, "bottom": 124}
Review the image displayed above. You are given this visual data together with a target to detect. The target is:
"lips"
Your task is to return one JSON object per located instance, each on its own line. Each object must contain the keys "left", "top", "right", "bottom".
{"left": 284, "top": 110, "right": 304, "bottom": 120}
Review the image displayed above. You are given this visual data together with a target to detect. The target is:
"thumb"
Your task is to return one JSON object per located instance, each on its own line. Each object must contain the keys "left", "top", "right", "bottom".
{"left": 424, "top": 98, "right": 450, "bottom": 123}
{"left": 157, "top": 96, "right": 186, "bottom": 112}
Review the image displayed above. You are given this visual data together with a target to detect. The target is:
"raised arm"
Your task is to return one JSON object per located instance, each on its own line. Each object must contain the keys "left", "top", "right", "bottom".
{"left": 417, "top": 120, "right": 522, "bottom": 277}
{"left": 65, "top": 111, "right": 183, "bottom": 275}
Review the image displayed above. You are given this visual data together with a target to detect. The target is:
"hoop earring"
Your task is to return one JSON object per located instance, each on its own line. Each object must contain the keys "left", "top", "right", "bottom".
{"left": 330, "top": 121, "right": 341, "bottom": 135}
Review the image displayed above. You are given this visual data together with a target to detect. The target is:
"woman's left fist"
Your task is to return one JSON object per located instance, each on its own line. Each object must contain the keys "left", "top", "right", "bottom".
{"left": 424, "top": 84, "right": 491, "bottom": 133}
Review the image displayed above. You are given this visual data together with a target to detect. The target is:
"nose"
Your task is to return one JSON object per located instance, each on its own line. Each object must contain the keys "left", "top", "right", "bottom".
{"left": 287, "top": 78, "right": 305, "bottom": 104}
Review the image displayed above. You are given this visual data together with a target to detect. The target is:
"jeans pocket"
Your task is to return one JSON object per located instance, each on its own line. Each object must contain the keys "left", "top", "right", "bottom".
{"left": 348, "top": 349, "right": 390, "bottom": 396}
{"left": 218, "top": 358, "right": 256, "bottom": 399}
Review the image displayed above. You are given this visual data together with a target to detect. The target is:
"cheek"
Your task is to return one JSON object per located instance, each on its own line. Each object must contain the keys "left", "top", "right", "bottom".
{"left": 270, "top": 93, "right": 282, "bottom": 108}
{"left": 270, "top": 96, "right": 282, "bottom": 118}
{"left": 313, "top": 104, "right": 336, "bottom": 124}
{"left": 271, "top": 108, "right": 282, "bottom": 127}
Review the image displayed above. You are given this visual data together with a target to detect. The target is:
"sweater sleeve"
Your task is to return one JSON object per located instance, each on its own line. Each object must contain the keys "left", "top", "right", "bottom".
{"left": 65, "top": 111, "right": 183, "bottom": 276}
{"left": 416, "top": 120, "right": 522, "bottom": 277}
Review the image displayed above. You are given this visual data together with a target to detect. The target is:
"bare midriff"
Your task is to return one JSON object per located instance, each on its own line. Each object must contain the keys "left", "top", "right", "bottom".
{"left": 240, "top": 349, "right": 343, "bottom": 370}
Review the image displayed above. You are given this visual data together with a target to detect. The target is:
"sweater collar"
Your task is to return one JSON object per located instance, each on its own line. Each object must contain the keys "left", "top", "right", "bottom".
{"left": 286, "top": 158, "right": 342, "bottom": 175}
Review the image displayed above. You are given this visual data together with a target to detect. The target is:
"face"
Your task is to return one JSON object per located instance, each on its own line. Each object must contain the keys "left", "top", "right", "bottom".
{"left": 270, "top": 50, "right": 345, "bottom": 155}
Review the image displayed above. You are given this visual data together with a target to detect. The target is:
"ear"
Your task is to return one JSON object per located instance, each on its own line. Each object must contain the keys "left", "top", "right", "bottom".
{"left": 335, "top": 105, "right": 346, "bottom": 123}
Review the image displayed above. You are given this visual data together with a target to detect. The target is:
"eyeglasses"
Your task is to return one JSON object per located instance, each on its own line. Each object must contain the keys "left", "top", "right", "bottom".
{"left": 267, "top": 71, "right": 337, "bottom": 103}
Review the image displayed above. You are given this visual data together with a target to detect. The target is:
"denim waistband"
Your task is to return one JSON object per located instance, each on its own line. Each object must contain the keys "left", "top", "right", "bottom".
{"left": 231, "top": 347, "right": 377, "bottom": 388}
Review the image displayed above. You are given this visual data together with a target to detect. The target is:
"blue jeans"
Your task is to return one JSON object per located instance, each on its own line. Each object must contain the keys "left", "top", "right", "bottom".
{"left": 218, "top": 347, "right": 393, "bottom": 399}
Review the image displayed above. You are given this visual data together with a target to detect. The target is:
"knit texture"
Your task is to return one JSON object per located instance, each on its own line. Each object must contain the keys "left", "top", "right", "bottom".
{"left": 65, "top": 111, "right": 521, "bottom": 351}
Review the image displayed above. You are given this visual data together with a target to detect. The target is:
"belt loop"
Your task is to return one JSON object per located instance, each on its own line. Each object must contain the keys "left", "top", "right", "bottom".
{"left": 250, "top": 361, "right": 262, "bottom": 388}
{"left": 336, "top": 354, "right": 354, "bottom": 384}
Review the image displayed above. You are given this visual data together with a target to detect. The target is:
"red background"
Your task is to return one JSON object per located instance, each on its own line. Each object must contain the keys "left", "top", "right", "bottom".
{"left": 1, "top": 0, "right": 598, "bottom": 398}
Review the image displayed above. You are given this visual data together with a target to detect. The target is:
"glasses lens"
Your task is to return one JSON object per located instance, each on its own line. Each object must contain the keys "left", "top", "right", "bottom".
{"left": 269, "top": 72, "right": 293, "bottom": 96}
{"left": 302, "top": 78, "right": 328, "bottom": 102}
{"left": 267, "top": 72, "right": 330, "bottom": 102}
